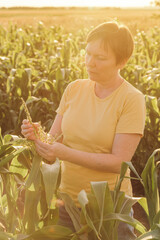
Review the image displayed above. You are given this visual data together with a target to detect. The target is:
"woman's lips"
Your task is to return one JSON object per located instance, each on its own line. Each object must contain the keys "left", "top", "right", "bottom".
{"left": 87, "top": 69, "right": 97, "bottom": 74}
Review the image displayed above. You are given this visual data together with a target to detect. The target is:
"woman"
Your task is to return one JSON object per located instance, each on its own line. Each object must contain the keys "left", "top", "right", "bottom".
{"left": 21, "top": 21, "right": 146, "bottom": 239}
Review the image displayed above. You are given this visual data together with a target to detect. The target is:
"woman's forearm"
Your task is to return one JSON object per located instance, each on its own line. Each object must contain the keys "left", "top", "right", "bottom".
{"left": 55, "top": 133, "right": 141, "bottom": 173}
{"left": 55, "top": 143, "right": 122, "bottom": 173}
{"left": 35, "top": 133, "right": 140, "bottom": 174}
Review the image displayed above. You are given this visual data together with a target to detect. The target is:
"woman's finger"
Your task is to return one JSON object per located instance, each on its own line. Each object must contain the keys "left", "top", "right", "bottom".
{"left": 21, "top": 127, "right": 34, "bottom": 133}
{"left": 35, "top": 140, "right": 46, "bottom": 151}
{"left": 22, "top": 119, "right": 29, "bottom": 124}
{"left": 21, "top": 127, "right": 37, "bottom": 140}
{"left": 35, "top": 143, "right": 47, "bottom": 156}
{"left": 21, "top": 129, "right": 34, "bottom": 138}
{"left": 35, "top": 139, "right": 47, "bottom": 146}
{"left": 33, "top": 122, "right": 40, "bottom": 129}
{"left": 21, "top": 123, "right": 33, "bottom": 130}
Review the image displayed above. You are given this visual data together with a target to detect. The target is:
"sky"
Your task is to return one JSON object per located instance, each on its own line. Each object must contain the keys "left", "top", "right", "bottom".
{"left": 0, "top": 0, "right": 153, "bottom": 8}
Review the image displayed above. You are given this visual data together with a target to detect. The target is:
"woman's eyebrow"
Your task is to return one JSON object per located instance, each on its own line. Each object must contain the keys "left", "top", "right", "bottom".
{"left": 86, "top": 49, "right": 108, "bottom": 57}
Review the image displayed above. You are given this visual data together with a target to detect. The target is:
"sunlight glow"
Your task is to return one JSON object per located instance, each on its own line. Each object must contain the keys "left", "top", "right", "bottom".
{"left": 0, "top": 0, "right": 152, "bottom": 8}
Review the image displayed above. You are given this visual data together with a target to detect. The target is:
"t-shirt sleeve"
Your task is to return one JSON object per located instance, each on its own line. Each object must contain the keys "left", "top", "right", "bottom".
{"left": 56, "top": 83, "right": 72, "bottom": 116}
{"left": 116, "top": 93, "right": 146, "bottom": 136}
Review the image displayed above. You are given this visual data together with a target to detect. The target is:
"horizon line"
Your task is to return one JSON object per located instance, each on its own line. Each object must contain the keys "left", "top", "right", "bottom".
{"left": 0, "top": 5, "right": 156, "bottom": 9}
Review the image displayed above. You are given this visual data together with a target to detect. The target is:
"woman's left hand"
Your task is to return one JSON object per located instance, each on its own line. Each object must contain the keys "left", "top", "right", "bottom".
{"left": 34, "top": 139, "right": 61, "bottom": 162}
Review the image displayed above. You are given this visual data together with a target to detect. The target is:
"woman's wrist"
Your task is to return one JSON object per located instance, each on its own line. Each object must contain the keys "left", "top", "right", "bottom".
{"left": 53, "top": 142, "right": 68, "bottom": 161}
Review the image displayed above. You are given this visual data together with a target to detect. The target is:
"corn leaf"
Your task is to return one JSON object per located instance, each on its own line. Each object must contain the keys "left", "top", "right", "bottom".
{"left": 0, "top": 128, "right": 3, "bottom": 145}
{"left": 0, "top": 147, "right": 27, "bottom": 168}
{"left": 70, "top": 235, "right": 79, "bottom": 240}
{"left": 118, "top": 195, "right": 139, "bottom": 215}
{"left": 25, "top": 153, "right": 42, "bottom": 189}
{"left": 23, "top": 225, "right": 73, "bottom": 240}
{"left": 153, "top": 210, "right": 160, "bottom": 226}
{"left": 0, "top": 145, "right": 14, "bottom": 158}
{"left": 9, "top": 155, "right": 28, "bottom": 178}
{"left": 114, "top": 161, "right": 143, "bottom": 204}
{"left": 138, "top": 197, "right": 149, "bottom": 216}
{"left": 141, "top": 149, "right": 160, "bottom": 227}
{"left": 41, "top": 158, "right": 60, "bottom": 208}
{"left": 78, "top": 189, "right": 102, "bottom": 240}
{"left": 23, "top": 189, "right": 41, "bottom": 234}
{"left": 0, "top": 232, "right": 15, "bottom": 240}
{"left": 137, "top": 226, "right": 160, "bottom": 240}
{"left": 59, "top": 191, "right": 88, "bottom": 240}
{"left": 102, "top": 213, "right": 146, "bottom": 234}
{"left": 90, "top": 181, "right": 114, "bottom": 235}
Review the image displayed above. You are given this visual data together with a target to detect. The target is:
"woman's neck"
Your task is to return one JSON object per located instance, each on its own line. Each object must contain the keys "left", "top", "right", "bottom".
{"left": 94, "top": 75, "right": 124, "bottom": 99}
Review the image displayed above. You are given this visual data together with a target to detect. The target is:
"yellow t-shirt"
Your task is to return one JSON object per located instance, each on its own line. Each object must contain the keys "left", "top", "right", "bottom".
{"left": 56, "top": 79, "right": 146, "bottom": 205}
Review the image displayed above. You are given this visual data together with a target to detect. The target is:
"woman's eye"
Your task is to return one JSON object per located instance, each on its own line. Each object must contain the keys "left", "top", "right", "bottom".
{"left": 97, "top": 56, "right": 106, "bottom": 60}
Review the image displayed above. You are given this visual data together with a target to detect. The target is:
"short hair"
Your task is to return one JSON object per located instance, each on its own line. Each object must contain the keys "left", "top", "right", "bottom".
{"left": 86, "top": 21, "right": 134, "bottom": 65}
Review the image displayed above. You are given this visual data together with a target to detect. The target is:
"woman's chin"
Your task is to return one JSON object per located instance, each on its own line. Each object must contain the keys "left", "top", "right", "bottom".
{"left": 88, "top": 75, "right": 97, "bottom": 81}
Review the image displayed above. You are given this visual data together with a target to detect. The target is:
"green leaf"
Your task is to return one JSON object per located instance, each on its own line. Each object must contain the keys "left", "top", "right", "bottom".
{"left": 25, "top": 225, "right": 73, "bottom": 240}
{"left": 33, "top": 79, "right": 54, "bottom": 95}
{"left": 25, "top": 153, "right": 42, "bottom": 189}
{"left": 59, "top": 192, "right": 84, "bottom": 234}
{"left": 16, "top": 234, "right": 30, "bottom": 240}
{"left": 3, "top": 134, "right": 13, "bottom": 144}
{"left": 0, "top": 232, "right": 15, "bottom": 240}
{"left": 137, "top": 226, "right": 160, "bottom": 240}
{"left": 141, "top": 149, "right": 160, "bottom": 227}
{"left": 153, "top": 210, "right": 160, "bottom": 226}
{"left": 23, "top": 189, "right": 41, "bottom": 234}
{"left": 0, "top": 144, "right": 14, "bottom": 158}
{"left": 41, "top": 159, "right": 61, "bottom": 208}
{"left": 70, "top": 235, "right": 79, "bottom": 240}
{"left": 123, "top": 161, "right": 142, "bottom": 184}
{"left": 90, "top": 181, "right": 114, "bottom": 235}
{"left": 119, "top": 195, "right": 139, "bottom": 215}
{"left": 17, "top": 149, "right": 32, "bottom": 171}
{"left": 138, "top": 197, "right": 149, "bottom": 216}
{"left": 0, "top": 128, "right": 3, "bottom": 145}
{"left": 9, "top": 155, "right": 28, "bottom": 178}
{"left": 0, "top": 147, "right": 27, "bottom": 168}
{"left": 102, "top": 213, "right": 146, "bottom": 234}
{"left": 78, "top": 190, "right": 101, "bottom": 240}
{"left": 112, "top": 191, "right": 125, "bottom": 213}
{"left": 114, "top": 161, "right": 143, "bottom": 204}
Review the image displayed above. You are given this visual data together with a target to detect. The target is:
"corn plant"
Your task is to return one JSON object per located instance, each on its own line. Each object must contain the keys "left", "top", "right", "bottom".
{"left": 1, "top": 129, "right": 160, "bottom": 239}
{"left": 0, "top": 98, "right": 62, "bottom": 238}
{"left": 13, "top": 165, "right": 145, "bottom": 240}
{"left": 125, "top": 149, "right": 160, "bottom": 239}
{"left": 58, "top": 148, "right": 160, "bottom": 240}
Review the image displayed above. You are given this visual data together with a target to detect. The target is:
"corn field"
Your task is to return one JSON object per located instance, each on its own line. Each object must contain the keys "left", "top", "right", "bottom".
{"left": 0, "top": 22, "right": 160, "bottom": 239}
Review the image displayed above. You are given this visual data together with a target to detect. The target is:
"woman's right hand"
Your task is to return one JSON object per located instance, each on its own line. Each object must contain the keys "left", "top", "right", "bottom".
{"left": 21, "top": 119, "right": 40, "bottom": 140}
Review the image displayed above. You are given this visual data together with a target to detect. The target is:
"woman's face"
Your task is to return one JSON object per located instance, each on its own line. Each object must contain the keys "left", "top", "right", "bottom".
{"left": 85, "top": 38, "right": 122, "bottom": 85}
